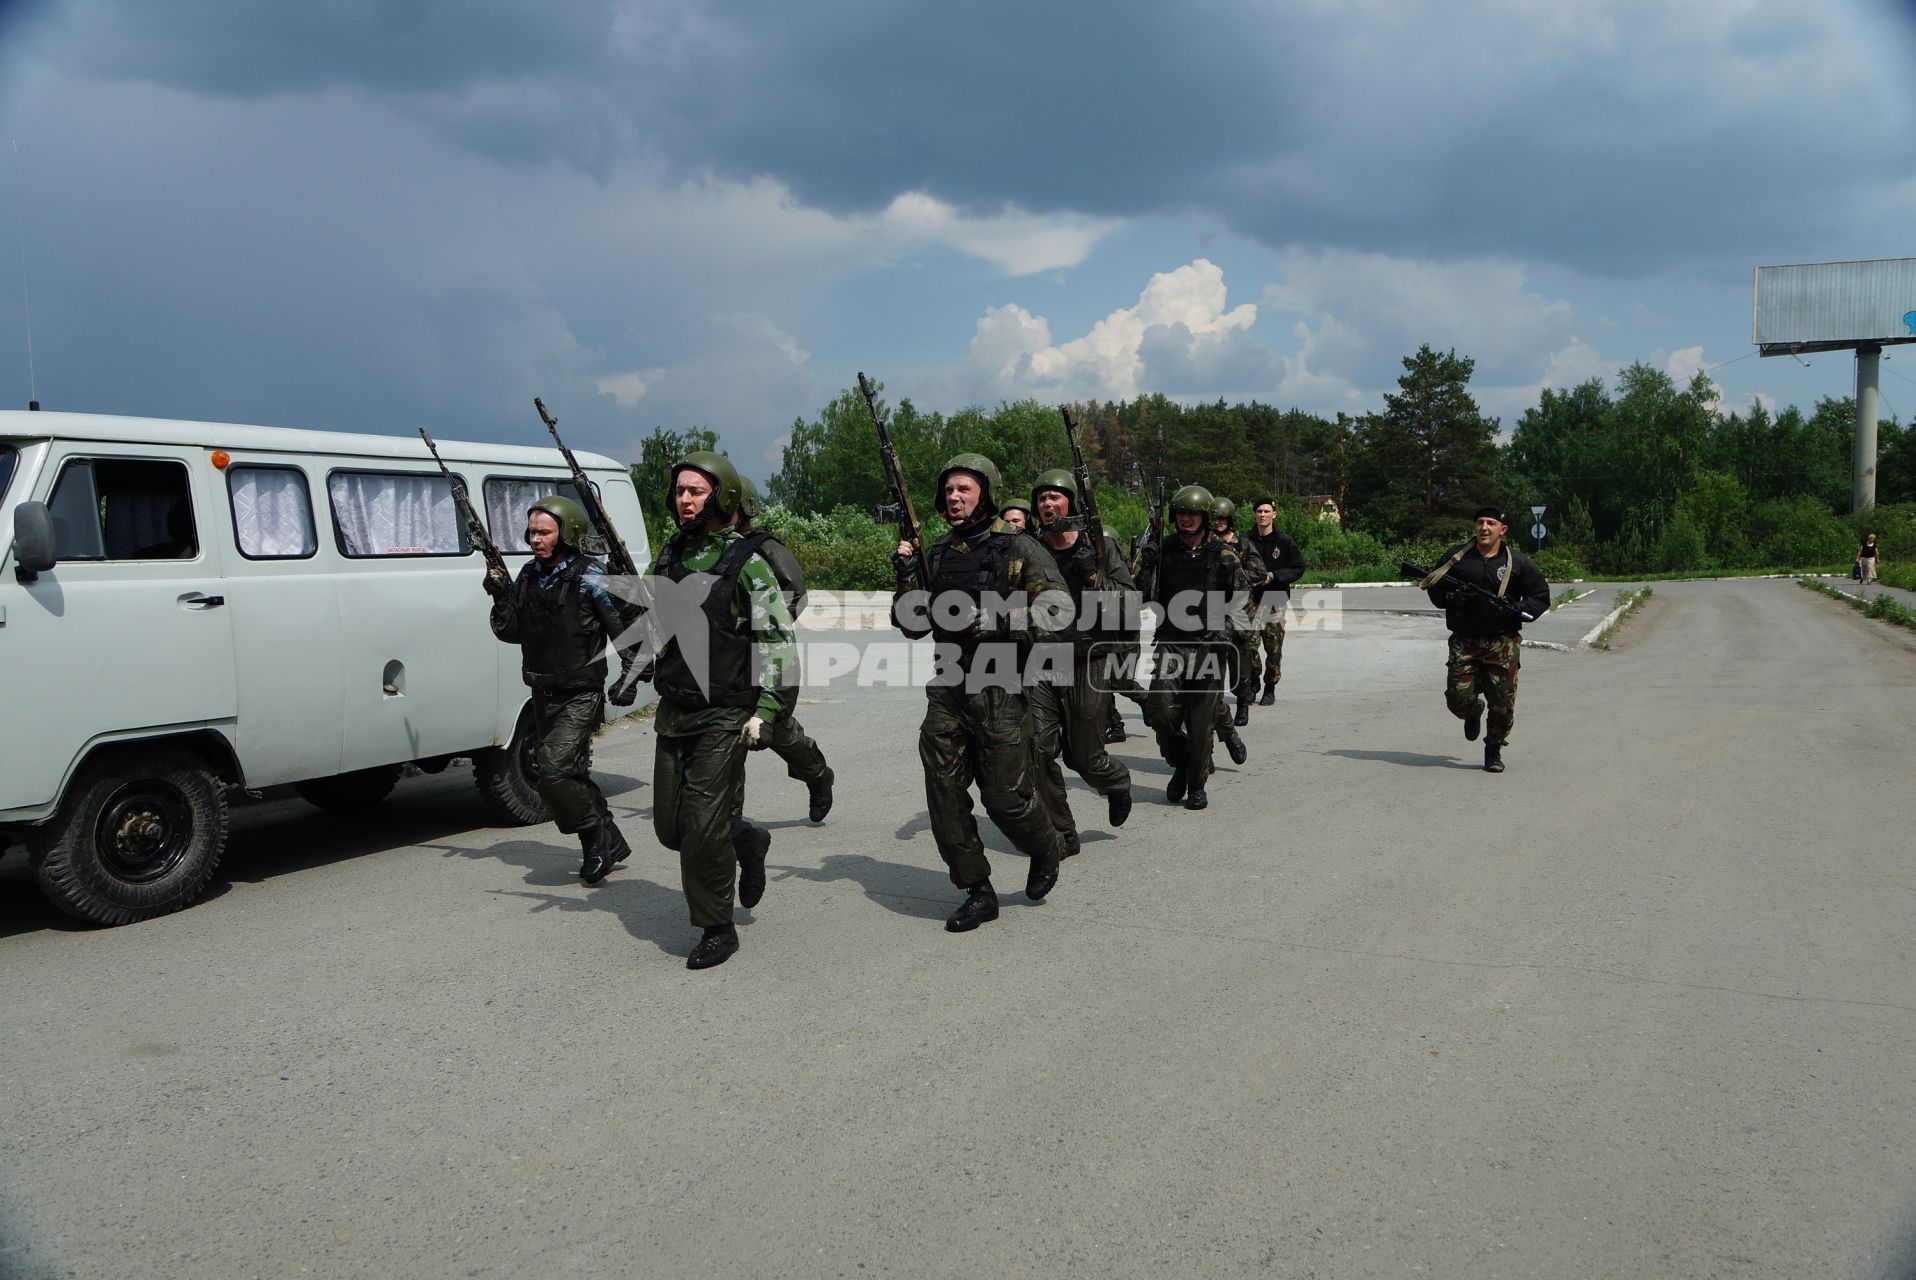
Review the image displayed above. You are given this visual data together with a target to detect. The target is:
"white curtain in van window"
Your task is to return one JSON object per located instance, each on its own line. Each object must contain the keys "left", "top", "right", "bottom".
{"left": 486, "top": 478, "right": 553, "bottom": 554}
{"left": 230, "top": 467, "right": 315, "bottom": 558}
{"left": 328, "top": 472, "right": 459, "bottom": 556}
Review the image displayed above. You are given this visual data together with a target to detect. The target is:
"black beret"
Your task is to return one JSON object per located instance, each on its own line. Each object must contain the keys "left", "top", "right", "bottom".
{"left": 1472, "top": 506, "right": 1508, "bottom": 523}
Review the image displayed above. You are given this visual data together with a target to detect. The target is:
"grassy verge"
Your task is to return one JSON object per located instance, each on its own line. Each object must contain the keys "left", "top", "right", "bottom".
{"left": 1549, "top": 587, "right": 1589, "bottom": 611}
{"left": 1797, "top": 577, "right": 1916, "bottom": 632}
{"left": 1589, "top": 587, "right": 1652, "bottom": 650}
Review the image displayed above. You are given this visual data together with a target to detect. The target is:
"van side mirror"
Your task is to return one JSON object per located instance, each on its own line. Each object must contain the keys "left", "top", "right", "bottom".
{"left": 12, "top": 501, "right": 57, "bottom": 579}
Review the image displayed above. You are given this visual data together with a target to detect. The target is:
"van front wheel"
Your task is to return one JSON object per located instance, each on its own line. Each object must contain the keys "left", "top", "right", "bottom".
{"left": 31, "top": 752, "right": 228, "bottom": 925}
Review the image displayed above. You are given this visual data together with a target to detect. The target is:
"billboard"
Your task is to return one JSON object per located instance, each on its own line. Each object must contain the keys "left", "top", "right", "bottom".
{"left": 1753, "top": 257, "right": 1916, "bottom": 355}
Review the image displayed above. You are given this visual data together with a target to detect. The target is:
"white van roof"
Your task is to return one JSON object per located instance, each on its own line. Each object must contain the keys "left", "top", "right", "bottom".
{"left": 0, "top": 409, "right": 627, "bottom": 472}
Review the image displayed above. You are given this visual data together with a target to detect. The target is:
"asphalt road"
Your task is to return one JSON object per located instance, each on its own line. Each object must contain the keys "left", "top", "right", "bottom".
{"left": 3, "top": 578, "right": 1914, "bottom": 1280}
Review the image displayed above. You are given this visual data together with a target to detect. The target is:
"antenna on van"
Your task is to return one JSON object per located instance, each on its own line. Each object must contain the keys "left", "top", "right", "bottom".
{"left": 11, "top": 138, "right": 38, "bottom": 410}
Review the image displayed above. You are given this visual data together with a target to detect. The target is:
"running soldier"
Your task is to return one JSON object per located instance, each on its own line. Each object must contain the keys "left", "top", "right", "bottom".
{"left": 1242, "top": 498, "right": 1306, "bottom": 705}
{"left": 1132, "top": 485, "right": 1243, "bottom": 811}
{"left": 1420, "top": 506, "right": 1549, "bottom": 774}
{"left": 1026, "top": 468, "right": 1135, "bottom": 854}
{"left": 891, "top": 454, "right": 1075, "bottom": 931}
{"left": 731, "top": 477, "right": 834, "bottom": 824}
{"left": 640, "top": 452, "right": 796, "bottom": 968}
{"left": 486, "top": 495, "right": 640, "bottom": 886}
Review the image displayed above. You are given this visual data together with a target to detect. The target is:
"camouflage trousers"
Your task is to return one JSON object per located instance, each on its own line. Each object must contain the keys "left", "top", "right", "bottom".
{"left": 1241, "top": 595, "right": 1287, "bottom": 690}
{"left": 1446, "top": 634, "right": 1521, "bottom": 748}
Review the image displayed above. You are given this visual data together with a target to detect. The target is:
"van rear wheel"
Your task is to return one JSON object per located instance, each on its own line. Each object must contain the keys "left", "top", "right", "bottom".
{"left": 30, "top": 751, "right": 228, "bottom": 926}
{"left": 294, "top": 765, "right": 403, "bottom": 812}
{"left": 474, "top": 707, "right": 549, "bottom": 826}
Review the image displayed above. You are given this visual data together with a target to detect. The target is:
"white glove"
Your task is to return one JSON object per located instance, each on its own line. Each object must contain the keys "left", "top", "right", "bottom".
{"left": 741, "top": 716, "right": 767, "bottom": 750}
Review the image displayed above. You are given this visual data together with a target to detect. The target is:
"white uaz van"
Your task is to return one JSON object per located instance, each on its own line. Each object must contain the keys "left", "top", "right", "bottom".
{"left": 0, "top": 410, "right": 649, "bottom": 925}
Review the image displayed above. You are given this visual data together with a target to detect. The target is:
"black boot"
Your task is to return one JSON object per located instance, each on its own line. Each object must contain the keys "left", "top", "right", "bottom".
{"left": 1484, "top": 744, "right": 1505, "bottom": 773}
{"left": 1103, "top": 722, "right": 1127, "bottom": 744}
{"left": 686, "top": 923, "right": 740, "bottom": 970}
{"left": 1060, "top": 829, "right": 1082, "bottom": 859}
{"left": 807, "top": 768, "right": 835, "bottom": 823}
{"left": 1027, "top": 840, "right": 1061, "bottom": 901}
{"left": 1184, "top": 787, "right": 1209, "bottom": 811}
{"left": 946, "top": 882, "right": 1000, "bottom": 932}
{"left": 1221, "top": 725, "right": 1248, "bottom": 765}
{"left": 1464, "top": 704, "right": 1482, "bottom": 742}
{"left": 605, "top": 822, "right": 632, "bottom": 866}
{"left": 1258, "top": 682, "right": 1276, "bottom": 706}
{"left": 1107, "top": 788, "right": 1132, "bottom": 828}
{"left": 578, "top": 823, "right": 616, "bottom": 885}
{"left": 1167, "top": 766, "right": 1188, "bottom": 804}
{"left": 1233, "top": 698, "right": 1250, "bottom": 727}
{"left": 734, "top": 821, "right": 772, "bottom": 909}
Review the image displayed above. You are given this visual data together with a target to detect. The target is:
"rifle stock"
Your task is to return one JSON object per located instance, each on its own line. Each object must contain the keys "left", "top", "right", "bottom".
{"left": 858, "top": 372, "right": 932, "bottom": 590}
{"left": 533, "top": 397, "right": 639, "bottom": 578}
{"left": 420, "top": 427, "right": 511, "bottom": 585}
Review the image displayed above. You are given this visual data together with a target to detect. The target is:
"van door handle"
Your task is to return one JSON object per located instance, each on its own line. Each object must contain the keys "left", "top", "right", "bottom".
{"left": 180, "top": 594, "right": 226, "bottom": 609}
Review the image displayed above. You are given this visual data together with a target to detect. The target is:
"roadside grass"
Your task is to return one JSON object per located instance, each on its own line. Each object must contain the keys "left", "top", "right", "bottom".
{"left": 1797, "top": 577, "right": 1916, "bottom": 632}
{"left": 1577, "top": 564, "right": 1851, "bottom": 584}
{"left": 1590, "top": 587, "right": 1653, "bottom": 650}
{"left": 1549, "top": 587, "right": 1589, "bottom": 611}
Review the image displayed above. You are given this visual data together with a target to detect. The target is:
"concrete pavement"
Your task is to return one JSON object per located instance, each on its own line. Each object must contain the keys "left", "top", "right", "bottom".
{"left": 3, "top": 578, "right": 1914, "bottom": 1279}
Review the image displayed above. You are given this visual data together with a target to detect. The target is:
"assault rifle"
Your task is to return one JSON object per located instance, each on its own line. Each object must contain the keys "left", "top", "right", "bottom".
{"left": 533, "top": 397, "right": 639, "bottom": 578}
{"left": 1132, "top": 422, "right": 1167, "bottom": 567}
{"left": 420, "top": 427, "right": 511, "bottom": 588}
{"left": 1058, "top": 406, "right": 1107, "bottom": 563}
{"left": 1402, "top": 560, "right": 1533, "bottom": 622}
{"left": 858, "top": 372, "right": 932, "bottom": 591}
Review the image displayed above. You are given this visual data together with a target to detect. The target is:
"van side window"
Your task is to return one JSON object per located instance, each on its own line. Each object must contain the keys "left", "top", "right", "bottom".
{"left": 327, "top": 471, "right": 461, "bottom": 557}
{"left": 483, "top": 477, "right": 591, "bottom": 553}
{"left": 229, "top": 466, "right": 318, "bottom": 559}
{"left": 46, "top": 458, "right": 198, "bottom": 560}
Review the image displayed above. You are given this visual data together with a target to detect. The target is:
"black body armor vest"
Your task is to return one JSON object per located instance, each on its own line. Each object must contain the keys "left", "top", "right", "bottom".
{"left": 928, "top": 529, "right": 1012, "bottom": 667}
{"left": 651, "top": 531, "right": 763, "bottom": 710}
{"left": 1154, "top": 539, "right": 1225, "bottom": 639}
{"left": 514, "top": 555, "right": 609, "bottom": 691}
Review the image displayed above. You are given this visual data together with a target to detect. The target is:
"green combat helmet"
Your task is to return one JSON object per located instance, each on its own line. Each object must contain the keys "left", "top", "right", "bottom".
{"left": 935, "top": 452, "right": 1004, "bottom": 519}
{"left": 999, "top": 497, "right": 1034, "bottom": 528}
{"left": 670, "top": 450, "right": 743, "bottom": 527}
{"left": 738, "top": 476, "right": 761, "bottom": 521}
{"left": 1031, "top": 467, "right": 1079, "bottom": 516}
{"left": 528, "top": 493, "right": 589, "bottom": 546}
{"left": 1169, "top": 484, "right": 1214, "bottom": 517}
{"left": 1209, "top": 496, "right": 1237, "bottom": 528}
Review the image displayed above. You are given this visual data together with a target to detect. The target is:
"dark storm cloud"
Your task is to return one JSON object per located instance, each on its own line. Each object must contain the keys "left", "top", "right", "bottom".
{"left": 44, "top": 0, "right": 1912, "bottom": 284}
{"left": 63, "top": 0, "right": 624, "bottom": 97}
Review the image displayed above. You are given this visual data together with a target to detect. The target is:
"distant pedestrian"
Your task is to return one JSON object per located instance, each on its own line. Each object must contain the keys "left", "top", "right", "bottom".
{"left": 1857, "top": 533, "right": 1880, "bottom": 585}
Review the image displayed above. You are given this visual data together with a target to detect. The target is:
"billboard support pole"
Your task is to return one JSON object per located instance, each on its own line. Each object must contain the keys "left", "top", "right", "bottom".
{"left": 1855, "top": 344, "right": 1880, "bottom": 514}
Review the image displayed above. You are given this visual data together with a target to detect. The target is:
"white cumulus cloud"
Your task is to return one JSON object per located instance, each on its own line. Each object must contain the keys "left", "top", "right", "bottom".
{"left": 965, "top": 259, "right": 1259, "bottom": 401}
{"left": 594, "top": 369, "right": 650, "bottom": 408}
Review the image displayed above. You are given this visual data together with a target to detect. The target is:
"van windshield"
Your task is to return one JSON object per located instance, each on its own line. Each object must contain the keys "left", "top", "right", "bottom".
{"left": 0, "top": 447, "right": 16, "bottom": 505}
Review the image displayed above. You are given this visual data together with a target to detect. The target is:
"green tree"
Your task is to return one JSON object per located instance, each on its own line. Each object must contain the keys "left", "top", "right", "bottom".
{"left": 1673, "top": 470, "right": 1751, "bottom": 567}
{"left": 1347, "top": 345, "right": 1499, "bottom": 540}
{"left": 1878, "top": 418, "right": 1916, "bottom": 505}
